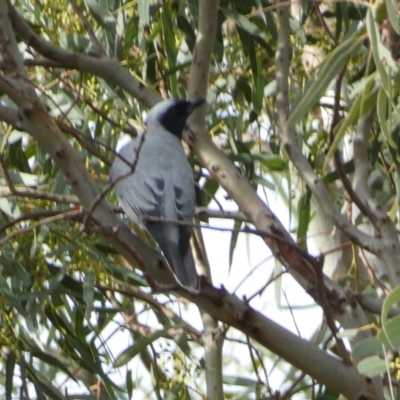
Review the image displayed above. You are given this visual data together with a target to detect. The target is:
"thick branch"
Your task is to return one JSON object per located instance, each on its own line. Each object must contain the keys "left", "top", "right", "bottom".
{"left": 191, "top": 287, "right": 382, "bottom": 400}
{"left": 274, "top": 0, "right": 383, "bottom": 395}
{"left": 353, "top": 113, "right": 400, "bottom": 285}
{"left": 187, "top": 2, "right": 223, "bottom": 399}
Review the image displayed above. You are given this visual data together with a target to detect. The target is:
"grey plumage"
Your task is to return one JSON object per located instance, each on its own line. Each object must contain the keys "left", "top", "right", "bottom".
{"left": 110, "top": 99, "right": 204, "bottom": 292}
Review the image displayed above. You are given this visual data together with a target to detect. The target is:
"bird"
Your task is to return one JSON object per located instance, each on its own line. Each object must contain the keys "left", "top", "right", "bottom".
{"left": 110, "top": 98, "right": 205, "bottom": 292}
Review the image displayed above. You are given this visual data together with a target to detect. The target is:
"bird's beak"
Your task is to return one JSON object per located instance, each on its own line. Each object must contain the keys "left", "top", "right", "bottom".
{"left": 187, "top": 98, "right": 205, "bottom": 113}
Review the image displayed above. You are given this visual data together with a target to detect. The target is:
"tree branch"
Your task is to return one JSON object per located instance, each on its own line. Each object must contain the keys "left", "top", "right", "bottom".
{"left": 7, "top": 1, "right": 161, "bottom": 108}
{"left": 187, "top": 2, "right": 224, "bottom": 399}
{"left": 352, "top": 113, "right": 400, "bottom": 286}
{"left": 68, "top": 0, "right": 106, "bottom": 57}
{"left": 191, "top": 287, "right": 382, "bottom": 400}
{"left": 274, "top": 0, "right": 383, "bottom": 395}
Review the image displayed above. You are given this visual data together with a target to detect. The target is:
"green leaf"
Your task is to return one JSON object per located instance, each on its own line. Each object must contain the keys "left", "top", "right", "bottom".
{"left": 58, "top": 33, "right": 91, "bottom": 52}
{"left": 256, "top": 154, "right": 287, "bottom": 171}
{"left": 65, "top": 335, "right": 100, "bottom": 373}
{"left": 83, "top": 270, "right": 95, "bottom": 319}
{"left": 138, "top": 0, "right": 150, "bottom": 25}
{"left": 378, "top": 315, "right": 400, "bottom": 349}
{"left": 252, "top": 60, "right": 264, "bottom": 115}
{"left": 114, "top": 330, "right": 166, "bottom": 367}
{"left": 317, "top": 386, "right": 340, "bottom": 400}
{"left": 377, "top": 87, "right": 395, "bottom": 148}
{"left": 236, "top": 76, "right": 252, "bottom": 103}
{"left": 26, "top": 363, "right": 65, "bottom": 400}
{"left": 175, "top": 335, "right": 192, "bottom": 358}
{"left": 352, "top": 336, "right": 384, "bottom": 364}
{"left": 45, "top": 305, "right": 74, "bottom": 337}
{"left": 223, "top": 375, "right": 258, "bottom": 387}
{"left": 5, "top": 351, "right": 15, "bottom": 400}
{"left": 177, "top": 15, "right": 196, "bottom": 51}
{"left": 288, "top": 35, "right": 364, "bottom": 127}
{"left": 253, "top": 175, "right": 275, "bottom": 190}
{"left": 0, "top": 274, "right": 26, "bottom": 315}
{"left": 357, "top": 355, "right": 387, "bottom": 378}
{"left": 161, "top": 0, "right": 178, "bottom": 97}
{"left": 198, "top": 178, "right": 220, "bottom": 207}
{"left": 126, "top": 369, "right": 134, "bottom": 399}
{"left": 387, "top": 0, "right": 400, "bottom": 34}
{"left": 326, "top": 80, "right": 378, "bottom": 162}
{"left": 297, "top": 188, "right": 311, "bottom": 250}
{"left": 229, "top": 219, "right": 242, "bottom": 268}
{"left": 4, "top": 171, "right": 41, "bottom": 186}
{"left": 322, "top": 161, "right": 354, "bottom": 185}
{"left": 83, "top": 0, "right": 116, "bottom": 26}
{"left": 94, "top": 243, "right": 119, "bottom": 255}
{"left": 31, "top": 350, "right": 77, "bottom": 382}
{"left": 106, "top": 262, "right": 147, "bottom": 286}
{"left": 382, "top": 286, "right": 400, "bottom": 327}
{"left": 8, "top": 139, "right": 31, "bottom": 173}
{"left": 221, "top": 8, "right": 271, "bottom": 53}
{"left": 366, "top": 7, "right": 390, "bottom": 91}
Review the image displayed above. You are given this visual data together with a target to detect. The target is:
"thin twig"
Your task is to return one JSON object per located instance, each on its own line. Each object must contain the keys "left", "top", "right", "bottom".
{"left": 279, "top": 372, "right": 307, "bottom": 399}
{"left": 69, "top": 0, "right": 106, "bottom": 57}
{"left": 246, "top": 335, "right": 264, "bottom": 387}
{"left": 0, "top": 185, "right": 79, "bottom": 203}
{"left": 247, "top": 270, "right": 286, "bottom": 302}
{"left": 0, "top": 209, "right": 67, "bottom": 234}
{"left": 330, "top": 67, "right": 375, "bottom": 223}
{"left": 0, "top": 209, "right": 84, "bottom": 246}
{"left": 358, "top": 248, "right": 390, "bottom": 294}
{"left": 314, "top": 2, "right": 337, "bottom": 45}
{"left": 52, "top": 70, "right": 138, "bottom": 136}
{"left": 96, "top": 283, "right": 202, "bottom": 339}
{"left": 312, "top": 254, "right": 352, "bottom": 365}
{"left": 232, "top": 253, "right": 274, "bottom": 294}
{"left": 282, "top": 290, "right": 302, "bottom": 338}
{"left": 0, "top": 127, "right": 16, "bottom": 194}
{"left": 145, "top": 214, "right": 323, "bottom": 274}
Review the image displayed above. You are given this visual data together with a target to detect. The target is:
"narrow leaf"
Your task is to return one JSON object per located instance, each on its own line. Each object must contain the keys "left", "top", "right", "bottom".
{"left": 366, "top": 7, "right": 389, "bottom": 91}
{"left": 161, "top": 1, "right": 178, "bottom": 97}
{"left": 297, "top": 189, "right": 311, "bottom": 250}
{"left": 126, "top": 369, "right": 133, "bottom": 399}
{"left": 288, "top": 35, "right": 364, "bottom": 126}
{"left": 387, "top": 0, "right": 400, "bottom": 34}
{"left": 229, "top": 219, "right": 242, "bottom": 269}
{"left": 378, "top": 315, "right": 400, "bottom": 349}
{"left": 377, "top": 87, "right": 395, "bottom": 148}
{"left": 114, "top": 330, "right": 165, "bottom": 367}
{"left": 31, "top": 350, "right": 77, "bottom": 382}
{"left": 382, "top": 286, "right": 400, "bottom": 326}
{"left": 83, "top": 270, "right": 95, "bottom": 319}
{"left": 138, "top": 0, "right": 150, "bottom": 25}
{"left": 326, "top": 81, "right": 378, "bottom": 162}
{"left": 5, "top": 351, "right": 15, "bottom": 400}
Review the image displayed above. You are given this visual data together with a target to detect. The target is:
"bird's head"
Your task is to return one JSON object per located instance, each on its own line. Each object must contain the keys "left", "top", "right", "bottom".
{"left": 145, "top": 98, "right": 205, "bottom": 139}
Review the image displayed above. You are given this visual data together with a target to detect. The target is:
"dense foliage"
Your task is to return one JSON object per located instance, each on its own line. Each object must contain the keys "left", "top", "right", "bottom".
{"left": 1, "top": 0, "right": 400, "bottom": 399}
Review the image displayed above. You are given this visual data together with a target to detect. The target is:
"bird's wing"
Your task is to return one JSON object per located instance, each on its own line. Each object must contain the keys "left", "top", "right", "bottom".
{"left": 172, "top": 182, "right": 195, "bottom": 255}
{"left": 111, "top": 140, "right": 165, "bottom": 221}
{"left": 122, "top": 171, "right": 165, "bottom": 219}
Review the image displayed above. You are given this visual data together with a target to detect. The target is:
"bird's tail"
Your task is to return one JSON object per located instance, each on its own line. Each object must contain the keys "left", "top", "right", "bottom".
{"left": 163, "top": 243, "right": 200, "bottom": 293}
